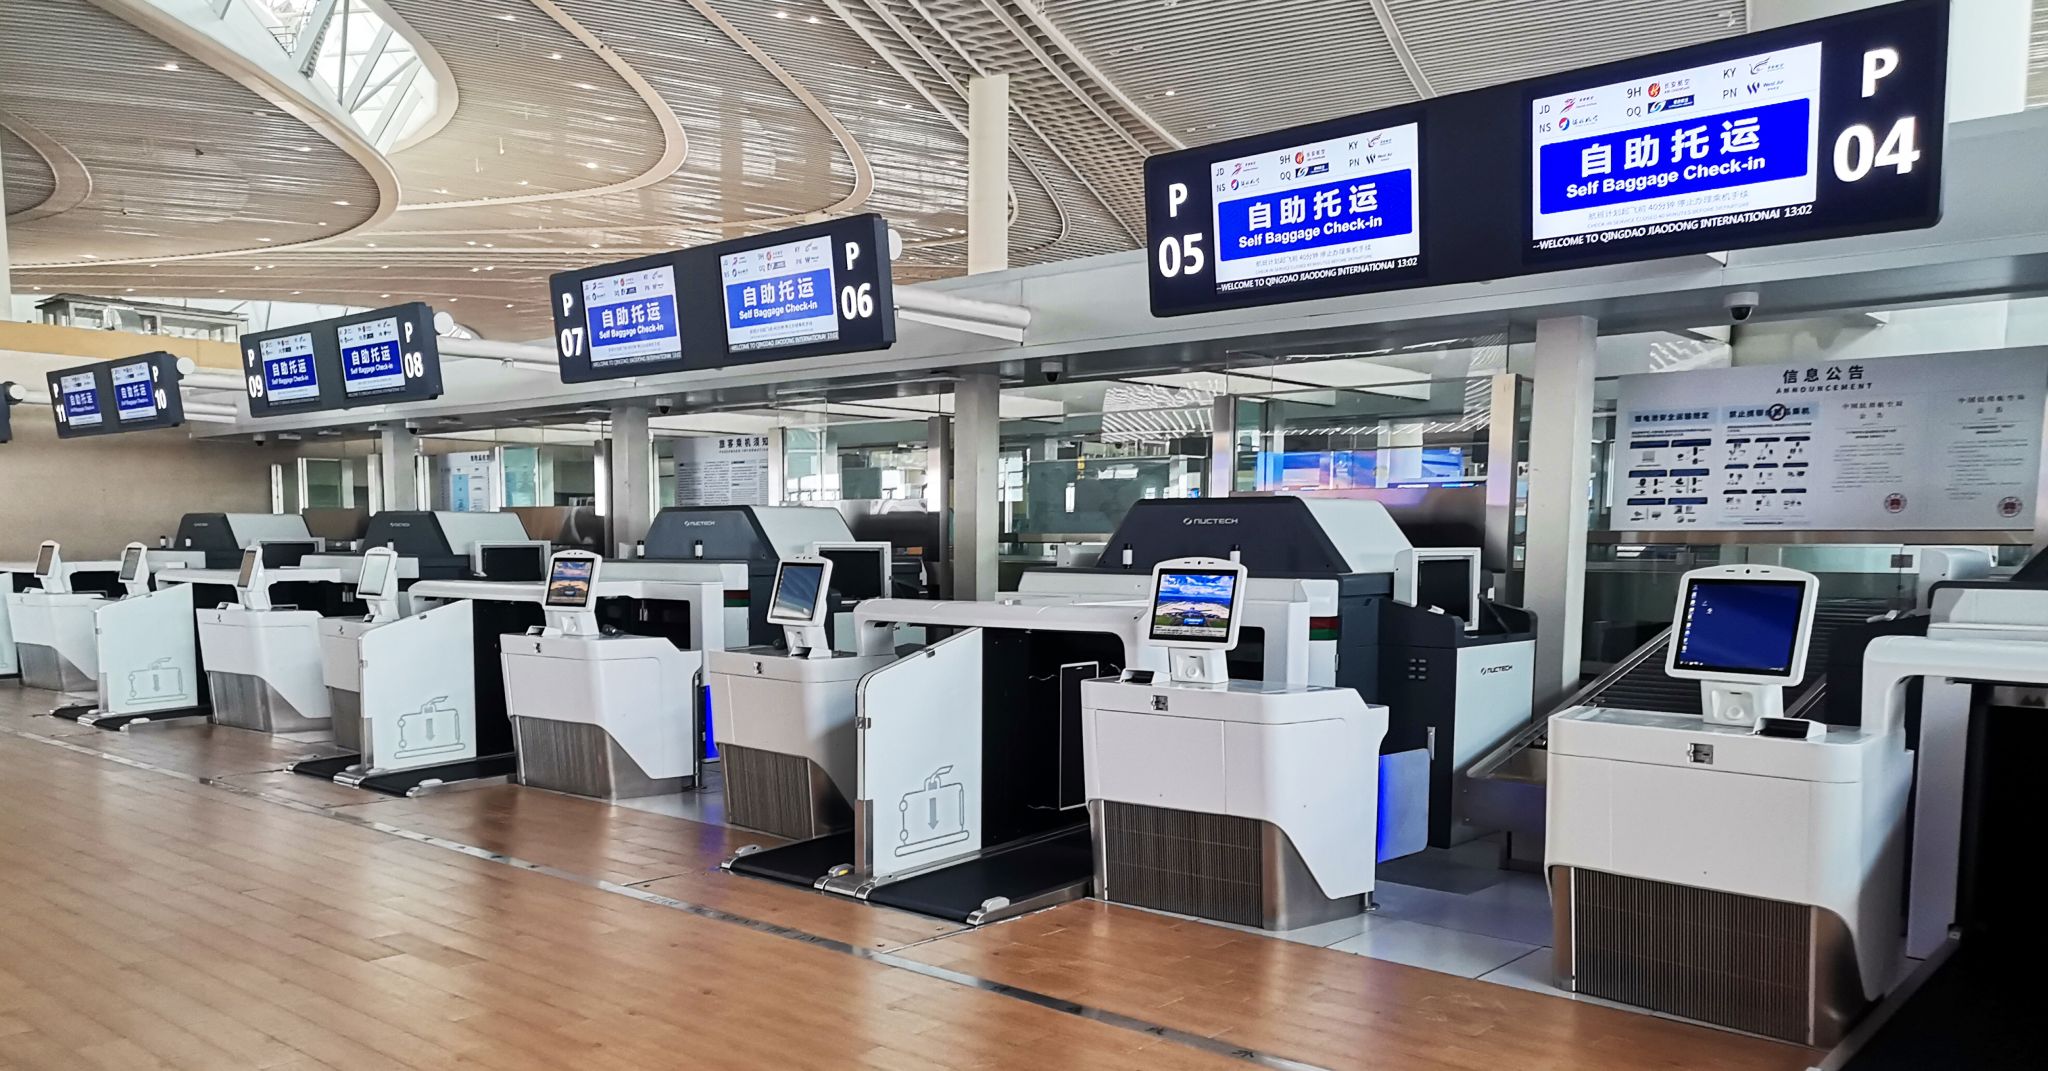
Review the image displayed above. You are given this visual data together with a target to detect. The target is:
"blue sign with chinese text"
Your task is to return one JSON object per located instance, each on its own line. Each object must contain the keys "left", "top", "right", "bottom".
{"left": 1215, "top": 170, "right": 1415, "bottom": 266}
{"left": 1537, "top": 98, "right": 1811, "bottom": 215}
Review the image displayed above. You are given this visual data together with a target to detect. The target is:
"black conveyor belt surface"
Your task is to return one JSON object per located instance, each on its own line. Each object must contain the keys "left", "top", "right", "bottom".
{"left": 1842, "top": 943, "right": 2041, "bottom": 1069}
{"left": 726, "top": 832, "right": 855, "bottom": 887}
{"left": 864, "top": 825, "right": 1093, "bottom": 923}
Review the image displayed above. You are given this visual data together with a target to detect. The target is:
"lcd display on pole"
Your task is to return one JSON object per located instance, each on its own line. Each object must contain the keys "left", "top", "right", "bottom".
{"left": 1143, "top": 0, "right": 1948, "bottom": 315}
{"left": 46, "top": 353, "right": 186, "bottom": 439}
{"left": 243, "top": 302, "right": 443, "bottom": 416}
{"left": 548, "top": 213, "right": 896, "bottom": 381}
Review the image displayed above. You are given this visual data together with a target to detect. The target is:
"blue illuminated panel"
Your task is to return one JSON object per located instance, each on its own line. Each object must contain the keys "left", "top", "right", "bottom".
{"left": 582, "top": 265, "right": 680, "bottom": 368}
{"left": 1209, "top": 123, "right": 1420, "bottom": 294}
{"left": 111, "top": 361, "right": 157, "bottom": 422}
{"left": 1673, "top": 578, "right": 1805, "bottom": 676}
{"left": 1531, "top": 43, "right": 1822, "bottom": 246}
{"left": 259, "top": 331, "right": 320, "bottom": 404}
{"left": 721, "top": 234, "right": 839, "bottom": 353}
{"left": 58, "top": 372, "right": 101, "bottom": 428}
{"left": 338, "top": 315, "right": 405, "bottom": 396}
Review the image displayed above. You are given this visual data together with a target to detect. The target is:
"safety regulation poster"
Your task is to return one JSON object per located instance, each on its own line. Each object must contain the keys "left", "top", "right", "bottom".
{"left": 1611, "top": 352, "right": 2047, "bottom": 532}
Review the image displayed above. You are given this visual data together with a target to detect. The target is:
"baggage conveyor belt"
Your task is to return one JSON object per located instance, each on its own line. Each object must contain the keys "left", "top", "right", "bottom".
{"left": 725, "top": 824, "right": 1095, "bottom": 926}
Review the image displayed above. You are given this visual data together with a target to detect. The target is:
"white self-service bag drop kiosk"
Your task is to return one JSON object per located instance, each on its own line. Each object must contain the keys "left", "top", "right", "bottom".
{"left": 196, "top": 547, "right": 335, "bottom": 732}
{"left": 707, "top": 557, "right": 901, "bottom": 839}
{"left": 1081, "top": 558, "right": 1390, "bottom": 930}
{"left": 310, "top": 548, "right": 484, "bottom": 791}
{"left": 500, "top": 552, "right": 702, "bottom": 798}
{"left": 7, "top": 542, "right": 116, "bottom": 694}
{"left": 1546, "top": 565, "right": 1910, "bottom": 1047}
{"left": 64, "top": 544, "right": 207, "bottom": 729}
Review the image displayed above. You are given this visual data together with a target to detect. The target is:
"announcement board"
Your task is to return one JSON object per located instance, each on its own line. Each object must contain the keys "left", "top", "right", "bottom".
{"left": 1612, "top": 353, "right": 2047, "bottom": 532}
{"left": 673, "top": 435, "right": 771, "bottom": 507}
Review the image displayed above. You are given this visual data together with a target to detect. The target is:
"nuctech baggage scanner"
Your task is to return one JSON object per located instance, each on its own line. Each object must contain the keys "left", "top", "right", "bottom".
{"left": 1082, "top": 558, "right": 1389, "bottom": 931}
{"left": 271, "top": 512, "right": 535, "bottom": 795}
{"left": 641, "top": 504, "right": 857, "bottom": 645}
{"left": 1016, "top": 497, "right": 1534, "bottom": 850}
{"left": 1546, "top": 565, "right": 1911, "bottom": 1048}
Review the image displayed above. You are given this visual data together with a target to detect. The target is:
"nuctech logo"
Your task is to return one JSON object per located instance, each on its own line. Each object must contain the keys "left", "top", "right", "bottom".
{"left": 1181, "top": 517, "right": 1239, "bottom": 525}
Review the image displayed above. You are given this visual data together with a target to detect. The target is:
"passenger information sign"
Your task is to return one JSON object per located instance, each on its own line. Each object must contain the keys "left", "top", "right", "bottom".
{"left": 243, "top": 302, "right": 443, "bottom": 418}
{"left": 721, "top": 235, "right": 839, "bottom": 353}
{"left": 1144, "top": 0, "right": 1947, "bottom": 315}
{"left": 1611, "top": 352, "right": 2046, "bottom": 532}
{"left": 549, "top": 213, "right": 895, "bottom": 382}
{"left": 46, "top": 353, "right": 186, "bottom": 439}
{"left": 1210, "top": 123, "right": 1420, "bottom": 294}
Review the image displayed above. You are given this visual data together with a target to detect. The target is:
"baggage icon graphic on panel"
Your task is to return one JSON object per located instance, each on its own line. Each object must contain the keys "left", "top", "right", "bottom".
{"left": 395, "top": 696, "right": 466, "bottom": 760}
{"left": 126, "top": 657, "right": 189, "bottom": 704}
{"left": 896, "top": 765, "right": 969, "bottom": 856}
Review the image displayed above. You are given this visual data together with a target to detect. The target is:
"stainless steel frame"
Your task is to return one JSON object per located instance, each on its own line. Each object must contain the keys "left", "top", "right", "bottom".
{"left": 206, "top": 670, "right": 327, "bottom": 733}
{"left": 1088, "top": 799, "right": 1365, "bottom": 931}
{"left": 511, "top": 716, "right": 692, "bottom": 800}
{"left": 16, "top": 643, "right": 91, "bottom": 694}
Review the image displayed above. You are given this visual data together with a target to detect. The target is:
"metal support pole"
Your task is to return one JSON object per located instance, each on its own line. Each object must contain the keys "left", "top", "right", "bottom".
{"left": 0, "top": 142, "right": 12, "bottom": 319}
{"left": 952, "top": 375, "right": 1001, "bottom": 600}
{"left": 966, "top": 74, "right": 1010, "bottom": 275}
{"left": 1524, "top": 316, "right": 1598, "bottom": 705}
{"left": 378, "top": 425, "right": 420, "bottom": 517}
{"left": 1207, "top": 394, "right": 1235, "bottom": 498}
{"left": 927, "top": 414, "right": 953, "bottom": 597}
{"left": 608, "top": 404, "right": 654, "bottom": 555}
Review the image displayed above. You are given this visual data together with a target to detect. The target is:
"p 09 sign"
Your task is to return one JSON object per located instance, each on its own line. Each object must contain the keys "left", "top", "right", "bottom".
{"left": 242, "top": 302, "right": 444, "bottom": 417}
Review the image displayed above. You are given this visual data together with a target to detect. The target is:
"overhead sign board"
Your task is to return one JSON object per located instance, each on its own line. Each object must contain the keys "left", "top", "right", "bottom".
{"left": 45, "top": 353, "right": 187, "bottom": 439}
{"left": 1611, "top": 352, "right": 2045, "bottom": 532}
{"left": 1144, "top": 0, "right": 1947, "bottom": 316}
{"left": 242, "top": 302, "right": 443, "bottom": 417}
{"left": 548, "top": 212, "right": 896, "bottom": 383}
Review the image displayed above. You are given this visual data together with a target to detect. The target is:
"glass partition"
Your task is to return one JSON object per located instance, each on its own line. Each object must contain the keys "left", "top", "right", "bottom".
{"left": 781, "top": 420, "right": 931, "bottom": 504}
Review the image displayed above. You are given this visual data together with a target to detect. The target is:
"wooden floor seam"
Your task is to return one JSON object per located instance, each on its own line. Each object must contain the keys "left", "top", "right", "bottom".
{"left": 0, "top": 725, "right": 1331, "bottom": 1071}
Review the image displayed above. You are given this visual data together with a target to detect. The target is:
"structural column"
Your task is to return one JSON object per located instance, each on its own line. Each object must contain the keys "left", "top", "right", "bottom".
{"left": 377, "top": 424, "right": 420, "bottom": 515}
{"left": 1524, "top": 316, "right": 1599, "bottom": 705}
{"left": 0, "top": 144, "right": 13, "bottom": 320}
{"left": 952, "top": 374, "right": 1001, "bottom": 601}
{"left": 608, "top": 404, "right": 654, "bottom": 555}
{"left": 1747, "top": 0, "right": 2029, "bottom": 121}
{"left": 966, "top": 74, "right": 1010, "bottom": 275}
{"left": 925, "top": 414, "right": 953, "bottom": 595}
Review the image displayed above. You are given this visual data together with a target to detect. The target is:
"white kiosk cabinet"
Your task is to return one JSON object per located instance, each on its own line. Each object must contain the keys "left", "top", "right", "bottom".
{"left": 1545, "top": 565, "right": 1910, "bottom": 1047}
{"left": 501, "top": 552, "right": 701, "bottom": 798}
{"left": 6, "top": 543, "right": 115, "bottom": 694}
{"left": 197, "top": 549, "right": 332, "bottom": 732}
{"left": 1081, "top": 558, "right": 1390, "bottom": 930}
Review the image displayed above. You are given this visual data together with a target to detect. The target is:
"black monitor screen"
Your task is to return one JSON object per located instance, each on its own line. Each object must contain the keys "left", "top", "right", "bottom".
{"left": 481, "top": 544, "right": 548, "bottom": 581}
{"left": 33, "top": 544, "right": 55, "bottom": 576}
{"left": 1673, "top": 578, "right": 1807, "bottom": 677}
{"left": 358, "top": 553, "right": 392, "bottom": 596}
{"left": 545, "top": 558, "right": 596, "bottom": 608}
{"left": 119, "top": 546, "right": 144, "bottom": 583}
{"left": 769, "top": 562, "right": 826, "bottom": 624}
{"left": 1149, "top": 570, "right": 1239, "bottom": 644}
{"left": 819, "top": 548, "right": 887, "bottom": 601}
{"left": 236, "top": 549, "right": 260, "bottom": 589}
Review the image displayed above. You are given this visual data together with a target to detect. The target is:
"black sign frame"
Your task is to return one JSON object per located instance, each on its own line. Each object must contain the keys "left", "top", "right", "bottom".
{"left": 548, "top": 212, "right": 898, "bottom": 383}
{"left": 1143, "top": 0, "right": 1949, "bottom": 317}
{"left": 242, "top": 301, "right": 445, "bottom": 417}
{"left": 46, "top": 352, "right": 187, "bottom": 439}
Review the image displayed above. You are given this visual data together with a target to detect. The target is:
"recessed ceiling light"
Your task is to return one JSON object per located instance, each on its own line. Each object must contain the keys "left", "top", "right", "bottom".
{"left": 808, "top": 15, "right": 819, "bottom": 23}
{"left": 333, "top": 199, "right": 351, "bottom": 205}
{"left": 82, "top": 253, "right": 98, "bottom": 259}
{"left": 575, "top": 82, "right": 596, "bottom": 90}
{"left": 583, "top": 161, "right": 599, "bottom": 169}
{"left": 548, "top": 52, "right": 564, "bottom": 60}
{"left": 381, "top": 293, "right": 391, "bottom": 298}
{"left": 497, "top": 12, "right": 517, "bottom": 19}
{"left": 434, "top": 187, "right": 451, "bottom": 194}
{"left": 467, "top": 240, "right": 477, "bottom": 246}
{"left": 517, "top": 180, "right": 530, "bottom": 186}
{"left": 484, "top": 243, "right": 494, "bottom": 248}
{"left": 484, "top": 265, "right": 495, "bottom": 271}
{"left": 259, "top": 237, "right": 274, "bottom": 242}
{"left": 252, "top": 266, "right": 263, "bottom": 271}
{"left": 125, "top": 288, "right": 135, "bottom": 293}
{"left": 292, "top": 291, "right": 302, "bottom": 295}
{"left": 776, "top": 10, "right": 789, "bottom": 17}
{"left": 296, "top": 146, "right": 313, "bottom": 152}
{"left": 367, "top": 242, "right": 378, "bottom": 247}
{"left": 217, "top": 289, "right": 226, "bottom": 294}
{"left": 449, "top": 297, "right": 459, "bottom": 302}
{"left": 1164, "top": 89, "right": 1176, "bottom": 97}
{"left": 506, "top": 303, "right": 515, "bottom": 308}
{"left": 160, "top": 62, "right": 180, "bottom": 71}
